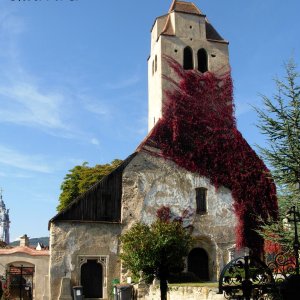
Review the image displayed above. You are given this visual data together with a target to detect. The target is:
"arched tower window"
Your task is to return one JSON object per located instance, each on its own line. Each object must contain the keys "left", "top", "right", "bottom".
{"left": 155, "top": 55, "right": 158, "bottom": 72}
{"left": 183, "top": 46, "right": 193, "bottom": 70}
{"left": 197, "top": 48, "right": 208, "bottom": 73}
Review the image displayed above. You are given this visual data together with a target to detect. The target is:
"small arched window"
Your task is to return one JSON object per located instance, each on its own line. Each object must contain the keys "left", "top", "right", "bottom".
{"left": 195, "top": 187, "right": 207, "bottom": 214}
{"left": 183, "top": 46, "right": 193, "bottom": 70}
{"left": 155, "top": 55, "right": 158, "bottom": 72}
{"left": 197, "top": 48, "right": 208, "bottom": 73}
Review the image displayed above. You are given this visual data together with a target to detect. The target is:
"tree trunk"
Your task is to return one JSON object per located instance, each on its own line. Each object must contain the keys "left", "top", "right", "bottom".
{"left": 160, "top": 274, "right": 168, "bottom": 300}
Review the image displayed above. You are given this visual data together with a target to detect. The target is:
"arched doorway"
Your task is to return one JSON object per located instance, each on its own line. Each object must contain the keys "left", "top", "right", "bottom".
{"left": 81, "top": 259, "right": 103, "bottom": 298}
{"left": 188, "top": 248, "right": 209, "bottom": 281}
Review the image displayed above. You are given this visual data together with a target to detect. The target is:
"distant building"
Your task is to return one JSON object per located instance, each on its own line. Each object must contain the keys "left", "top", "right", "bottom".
{"left": 0, "top": 190, "right": 10, "bottom": 244}
{"left": 0, "top": 234, "right": 49, "bottom": 300}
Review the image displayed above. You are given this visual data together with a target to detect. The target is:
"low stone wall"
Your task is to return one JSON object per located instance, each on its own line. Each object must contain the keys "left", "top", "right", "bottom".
{"left": 139, "top": 284, "right": 226, "bottom": 300}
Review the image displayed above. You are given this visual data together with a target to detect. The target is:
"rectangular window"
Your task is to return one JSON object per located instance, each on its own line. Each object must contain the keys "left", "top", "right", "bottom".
{"left": 196, "top": 188, "right": 207, "bottom": 214}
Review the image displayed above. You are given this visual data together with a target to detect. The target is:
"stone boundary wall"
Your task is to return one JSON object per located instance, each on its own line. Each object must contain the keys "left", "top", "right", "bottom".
{"left": 138, "top": 284, "right": 226, "bottom": 300}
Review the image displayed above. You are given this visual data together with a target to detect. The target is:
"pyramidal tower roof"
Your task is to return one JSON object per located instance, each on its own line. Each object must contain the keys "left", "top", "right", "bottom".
{"left": 156, "top": 0, "right": 225, "bottom": 41}
{"left": 169, "top": 0, "right": 203, "bottom": 15}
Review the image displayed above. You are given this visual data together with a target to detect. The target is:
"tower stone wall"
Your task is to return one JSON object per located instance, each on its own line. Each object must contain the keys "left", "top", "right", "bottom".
{"left": 148, "top": 2, "right": 230, "bottom": 131}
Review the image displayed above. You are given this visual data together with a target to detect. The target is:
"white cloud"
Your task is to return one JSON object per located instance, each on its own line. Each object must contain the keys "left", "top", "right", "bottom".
{"left": 0, "top": 9, "right": 70, "bottom": 134}
{"left": 0, "top": 170, "right": 33, "bottom": 179}
{"left": 0, "top": 9, "right": 102, "bottom": 146}
{"left": 0, "top": 82, "right": 68, "bottom": 130}
{"left": 0, "top": 145, "right": 53, "bottom": 173}
{"left": 0, "top": 5, "right": 25, "bottom": 63}
{"left": 0, "top": 11, "right": 25, "bottom": 36}
{"left": 91, "top": 138, "right": 100, "bottom": 145}
{"left": 235, "top": 99, "right": 255, "bottom": 117}
{"left": 104, "top": 73, "right": 140, "bottom": 90}
{"left": 0, "top": 144, "right": 90, "bottom": 174}
{"left": 80, "top": 95, "right": 109, "bottom": 117}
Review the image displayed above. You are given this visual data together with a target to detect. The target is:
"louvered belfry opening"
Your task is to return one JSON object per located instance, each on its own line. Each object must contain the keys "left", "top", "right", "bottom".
{"left": 198, "top": 48, "right": 208, "bottom": 73}
{"left": 183, "top": 46, "right": 193, "bottom": 70}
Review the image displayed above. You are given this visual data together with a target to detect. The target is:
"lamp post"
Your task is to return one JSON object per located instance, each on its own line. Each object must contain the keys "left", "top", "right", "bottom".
{"left": 287, "top": 206, "right": 300, "bottom": 275}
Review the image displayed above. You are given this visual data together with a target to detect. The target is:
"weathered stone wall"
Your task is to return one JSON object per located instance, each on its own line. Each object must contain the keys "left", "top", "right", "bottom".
{"left": 122, "top": 151, "right": 236, "bottom": 280}
{"left": 141, "top": 284, "right": 226, "bottom": 300}
{"left": 49, "top": 222, "right": 122, "bottom": 300}
{"left": 49, "top": 151, "right": 237, "bottom": 298}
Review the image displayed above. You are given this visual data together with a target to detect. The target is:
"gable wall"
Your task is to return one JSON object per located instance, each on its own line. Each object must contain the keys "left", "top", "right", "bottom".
{"left": 122, "top": 151, "right": 237, "bottom": 279}
{"left": 49, "top": 222, "right": 121, "bottom": 300}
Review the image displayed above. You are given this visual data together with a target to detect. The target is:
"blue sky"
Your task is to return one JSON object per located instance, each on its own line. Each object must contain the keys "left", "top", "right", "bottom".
{"left": 0, "top": 0, "right": 300, "bottom": 241}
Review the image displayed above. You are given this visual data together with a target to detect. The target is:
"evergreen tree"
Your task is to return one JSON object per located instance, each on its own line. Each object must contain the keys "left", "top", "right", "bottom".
{"left": 255, "top": 59, "right": 300, "bottom": 249}
{"left": 57, "top": 159, "right": 122, "bottom": 211}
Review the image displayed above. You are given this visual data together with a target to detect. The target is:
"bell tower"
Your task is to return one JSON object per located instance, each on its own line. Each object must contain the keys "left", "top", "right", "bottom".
{"left": 0, "top": 189, "right": 10, "bottom": 245}
{"left": 148, "top": 0, "right": 230, "bottom": 131}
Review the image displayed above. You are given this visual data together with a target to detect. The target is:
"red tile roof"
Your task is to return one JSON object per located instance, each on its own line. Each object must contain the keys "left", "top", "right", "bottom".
{"left": 161, "top": 1, "right": 205, "bottom": 36}
{"left": 162, "top": 15, "right": 175, "bottom": 36}
{"left": 0, "top": 246, "right": 49, "bottom": 256}
{"left": 169, "top": 0, "right": 203, "bottom": 15}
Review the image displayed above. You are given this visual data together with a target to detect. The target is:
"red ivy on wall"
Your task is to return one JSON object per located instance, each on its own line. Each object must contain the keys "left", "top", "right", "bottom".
{"left": 143, "top": 57, "right": 278, "bottom": 254}
{"left": 156, "top": 206, "right": 171, "bottom": 222}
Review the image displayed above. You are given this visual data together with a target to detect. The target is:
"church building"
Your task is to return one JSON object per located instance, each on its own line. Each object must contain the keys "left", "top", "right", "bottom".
{"left": 49, "top": 1, "right": 278, "bottom": 299}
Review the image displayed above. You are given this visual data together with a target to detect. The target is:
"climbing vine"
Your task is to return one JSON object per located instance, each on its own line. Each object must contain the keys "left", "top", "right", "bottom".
{"left": 143, "top": 57, "right": 278, "bottom": 254}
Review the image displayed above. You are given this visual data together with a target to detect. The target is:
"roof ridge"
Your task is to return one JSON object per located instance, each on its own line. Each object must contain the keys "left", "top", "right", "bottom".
{"left": 0, "top": 246, "right": 49, "bottom": 256}
{"left": 169, "top": 0, "right": 177, "bottom": 13}
{"left": 169, "top": 0, "right": 202, "bottom": 15}
{"left": 49, "top": 152, "right": 138, "bottom": 227}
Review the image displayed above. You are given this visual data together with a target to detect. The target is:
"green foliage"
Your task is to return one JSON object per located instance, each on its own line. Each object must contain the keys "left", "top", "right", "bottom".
{"left": 57, "top": 159, "right": 122, "bottom": 211}
{"left": 256, "top": 59, "right": 300, "bottom": 189}
{"left": 255, "top": 58, "right": 300, "bottom": 249}
{"left": 120, "top": 220, "right": 194, "bottom": 282}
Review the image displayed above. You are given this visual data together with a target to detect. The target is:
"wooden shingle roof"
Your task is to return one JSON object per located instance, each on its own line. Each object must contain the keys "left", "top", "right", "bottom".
{"left": 49, "top": 153, "right": 137, "bottom": 226}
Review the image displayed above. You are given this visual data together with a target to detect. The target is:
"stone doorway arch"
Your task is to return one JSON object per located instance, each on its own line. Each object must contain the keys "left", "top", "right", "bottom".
{"left": 80, "top": 259, "right": 103, "bottom": 299}
{"left": 188, "top": 248, "right": 209, "bottom": 281}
